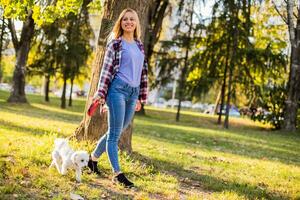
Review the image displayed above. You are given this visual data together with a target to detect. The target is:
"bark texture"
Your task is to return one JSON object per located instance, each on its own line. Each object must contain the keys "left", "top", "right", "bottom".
{"left": 283, "top": 0, "right": 300, "bottom": 131}
{"left": 7, "top": 11, "right": 35, "bottom": 103}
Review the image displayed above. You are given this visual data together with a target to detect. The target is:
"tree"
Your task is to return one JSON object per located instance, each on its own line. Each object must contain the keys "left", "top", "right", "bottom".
{"left": 0, "top": 0, "right": 83, "bottom": 103}
{"left": 6, "top": 11, "right": 35, "bottom": 103}
{"left": 223, "top": 0, "right": 240, "bottom": 128}
{"left": 72, "top": 0, "right": 153, "bottom": 153}
{"left": 175, "top": 0, "right": 196, "bottom": 121}
{"left": 67, "top": 0, "right": 93, "bottom": 107}
{"left": 59, "top": 0, "right": 93, "bottom": 108}
{"left": 137, "top": 0, "right": 169, "bottom": 115}
{"left": 27, "top": 23, "right": 59, "bottom": 102}
{"left": 0, "top": 13, "right": 9, "bottom": 83}
{"left": 281, "top": 0, "right": 300, "bottom": 131}
{"left": 153, "top": 0, "right": 203, "bottom": 121}
{"left": 185, "top": 0, "right": 287, "bottom": 129}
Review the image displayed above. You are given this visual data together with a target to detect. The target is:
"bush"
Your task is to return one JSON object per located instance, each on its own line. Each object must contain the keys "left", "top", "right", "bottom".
{"left": 251, "top": 84, "right": 286, "bottom": 130}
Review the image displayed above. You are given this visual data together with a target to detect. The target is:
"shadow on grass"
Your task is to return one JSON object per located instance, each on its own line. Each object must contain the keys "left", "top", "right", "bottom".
{"left": 0, "top": 119, "right": 67, "bottom": 137}
{"left": 0, "top": 103, "right": 82, "bottom": 124}
{"left": 0, "top": 90, "right": 85, "bottom": 113}
{"left": 0, "top": 158, "right": 135, "bottom": 200}
{"left": 85, "top": 180, "right": 135, "bottom": 199}
{"left": 131, "top": 152, "right": 290, "bottom": 200}
{"left": 144, "top": 108, "right": 267, "bottom": 131}
{"left": 134, "top": 118, "right": 300, "bottom": 166}
{"left": 143, "top": 109, "right": 300, "bottom": 145}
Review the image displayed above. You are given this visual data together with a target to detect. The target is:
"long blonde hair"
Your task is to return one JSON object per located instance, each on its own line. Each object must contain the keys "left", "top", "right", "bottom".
{"left": 112, "top": 8, "right": 141, "bottom": 40}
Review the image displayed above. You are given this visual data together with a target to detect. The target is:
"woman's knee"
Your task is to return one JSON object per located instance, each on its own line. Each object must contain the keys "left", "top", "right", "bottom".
{"left": 107, "top": 128, "right": 122, "bottom": 142}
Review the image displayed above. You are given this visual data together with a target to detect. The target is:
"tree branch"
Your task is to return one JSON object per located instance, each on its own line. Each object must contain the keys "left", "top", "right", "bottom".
{"left": 7, "top": 19, "right": 19, "bottom": 50}
{"left": 152, "top": 0, "right": 168, "bottom": 44}
{"left": 272, "top": 0, "right": 288, "bottom": 25}
{"left": 19, "top": 10, "right": 35, "bottom": 48}
{"left": 286, "top": 0, "right": 295, "bottom": 43}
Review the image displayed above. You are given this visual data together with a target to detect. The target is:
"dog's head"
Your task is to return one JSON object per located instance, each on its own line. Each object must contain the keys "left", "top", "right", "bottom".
{"left": 71, "top": 151, "right": 89, "bottom": 168}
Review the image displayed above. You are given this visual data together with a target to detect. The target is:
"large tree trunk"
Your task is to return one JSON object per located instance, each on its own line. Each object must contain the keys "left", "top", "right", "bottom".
{"left": 7, "top": 11, "right": 35, "bottom": 103}
{"left": 71, "top": 0, "right": 152, "bottom": 153}
{"left": 283, "top": 0, "right": 300, "bottom": 131}
{"left": 284, "top": 47, "right": 300, "bottom": 131}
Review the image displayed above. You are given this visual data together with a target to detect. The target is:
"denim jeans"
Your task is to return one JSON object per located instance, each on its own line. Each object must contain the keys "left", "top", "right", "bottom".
{"left": 92, "top": 77, "right": 139, "bottom": 173}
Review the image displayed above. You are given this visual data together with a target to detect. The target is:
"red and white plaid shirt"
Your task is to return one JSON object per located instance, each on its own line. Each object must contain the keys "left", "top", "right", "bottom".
{"left": 97, "top": 37, "right": 148, "bottom": 104}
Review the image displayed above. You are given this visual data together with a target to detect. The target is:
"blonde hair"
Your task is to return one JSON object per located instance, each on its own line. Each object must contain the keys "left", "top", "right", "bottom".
{"left": 112, "top": 8, "right": 141, "bottom": 40}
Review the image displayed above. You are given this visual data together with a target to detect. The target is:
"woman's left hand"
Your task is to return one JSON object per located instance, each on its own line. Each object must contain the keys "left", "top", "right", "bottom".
{"left": 135, "top": 100, "right": 142, "bottom": 111}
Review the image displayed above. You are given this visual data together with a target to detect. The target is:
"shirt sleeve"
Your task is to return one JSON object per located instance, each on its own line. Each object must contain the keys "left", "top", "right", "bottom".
{"left": 138, "top": 58, "right": 148, "bottom": 104}
{"left": 97, "top": 41, "right": 115, "bottom": 99}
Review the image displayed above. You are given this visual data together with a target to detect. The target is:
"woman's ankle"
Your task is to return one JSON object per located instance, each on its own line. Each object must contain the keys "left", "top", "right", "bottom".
{"left": 114, "top": 171, "right": 122, "bottom": 176}
{"left": 91, "top": 154, "right": 99, "bottom": 162}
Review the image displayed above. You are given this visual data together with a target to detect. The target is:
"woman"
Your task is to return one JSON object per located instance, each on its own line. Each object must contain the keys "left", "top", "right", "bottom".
{"left": 87, "top": 8, "right": 148, "bottom": 188}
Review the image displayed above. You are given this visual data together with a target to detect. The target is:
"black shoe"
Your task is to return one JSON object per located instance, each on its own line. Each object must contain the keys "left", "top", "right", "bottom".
{"left": 87, "top": 156, "right": 100, "bottom": 175}
{"left": 112, "top": 173, "right": 134, "bottom": 188}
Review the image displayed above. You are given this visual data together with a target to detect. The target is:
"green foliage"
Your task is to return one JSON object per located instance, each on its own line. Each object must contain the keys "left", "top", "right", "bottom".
{"left": 154, "top": 0, "right": 204, "bottom": 94}
{"left": 0, "top": 55, "right": 14, "bottom": 83}
{"left": 0, "top": 0, "right": 83, "bottom": 25}
{"left": 27, "top": 0, "right": 93, "bottom": 96}
{"left": 86, "top": 0, "right": 101, "bottom": 14}
{"left": 184, "top": 1, "right": 288, "bottom": 114}
{"left": 251, "top": 83, "right": 286, "bottom": 129}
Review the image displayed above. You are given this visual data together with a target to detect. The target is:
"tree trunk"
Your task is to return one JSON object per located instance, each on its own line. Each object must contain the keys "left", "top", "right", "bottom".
{"left": 0, "top": 16, "right": 5, "bottom": 83}
{"left": 71, "top": 0, "right": 152, "bottom": 153}
{"left": 284, "top": 47, "right": 300, "bottom": 131}
{"left": 218, "top": 75, "right": 226, "bottom": 124}
{"left": 224, "top": 3, "right": 239, "bottom": 129}
{"left": 283, "top": 1, "right": 300, "bottom": 131}
{"left": 69, "top": 77, "right": 74, "bottom": 107}
{"left": 7, "top": 11, "right": 35, "bottom": 103}
{"left": 176, "top": 0, "right": 195, "bottom": 122}
{"left": 176, "top": 97, "right": 182, "bottom": 121}
{"left": 218, "top": 37, "right": 230, "bottom": 124}
{"left": 61, "top": 74, "right": 67, "bottom": 109}
{"left": 213, "top": 90, "right": 221, "bottom": 115}
{"left": 224, "top": 60, "right": 233, "bottom": 129}
{"left": 44, "top": 74, "right": 50, "bottom": 102}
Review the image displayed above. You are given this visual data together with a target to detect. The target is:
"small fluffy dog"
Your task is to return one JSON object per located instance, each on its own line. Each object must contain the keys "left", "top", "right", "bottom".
{"left": 49, "top": 138, "right": 89, "bottom": 182}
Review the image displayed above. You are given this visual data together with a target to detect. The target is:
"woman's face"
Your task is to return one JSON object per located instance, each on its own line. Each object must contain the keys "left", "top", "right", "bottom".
{"left": 121, "top": 11, "right": 137, "bottom": 34}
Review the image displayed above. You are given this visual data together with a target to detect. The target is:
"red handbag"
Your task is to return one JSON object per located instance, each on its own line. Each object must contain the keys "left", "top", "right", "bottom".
{"left": 87, "top": 99, "right": 101, "bottom": 116}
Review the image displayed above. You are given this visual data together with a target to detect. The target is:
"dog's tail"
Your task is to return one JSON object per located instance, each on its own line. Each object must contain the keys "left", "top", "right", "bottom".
{"left": 54, "top": 138, "right": 68, "bottom": 149}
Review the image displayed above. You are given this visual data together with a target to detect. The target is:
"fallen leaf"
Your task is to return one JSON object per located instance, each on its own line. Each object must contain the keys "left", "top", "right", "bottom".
{"left": 70, "top": 192, "right": 84, "bottom": 200}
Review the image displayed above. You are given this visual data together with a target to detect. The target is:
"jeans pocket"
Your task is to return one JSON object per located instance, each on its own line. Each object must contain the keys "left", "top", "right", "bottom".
{"left": 110, "top": 81, "right": 124, "bottom": 92}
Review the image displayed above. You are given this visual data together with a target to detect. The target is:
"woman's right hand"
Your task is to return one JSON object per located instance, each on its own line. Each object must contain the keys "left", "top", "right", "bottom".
{"left": 93, "top": 94, "right": 105, "bottom": 105}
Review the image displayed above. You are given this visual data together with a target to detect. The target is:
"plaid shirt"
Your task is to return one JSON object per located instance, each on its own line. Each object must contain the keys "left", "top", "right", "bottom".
{"left": 97, "top": 37, "right": 148, "bottom": 104}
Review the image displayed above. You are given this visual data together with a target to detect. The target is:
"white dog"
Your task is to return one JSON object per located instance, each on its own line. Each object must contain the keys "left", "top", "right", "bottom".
{"left": 49, "top": 138, "right": 89, "bottom": 182}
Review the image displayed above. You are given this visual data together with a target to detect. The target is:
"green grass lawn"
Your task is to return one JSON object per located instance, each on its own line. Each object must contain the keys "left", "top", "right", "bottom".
{"left": 0, "top": 90, "right": 300, "bottom": 200}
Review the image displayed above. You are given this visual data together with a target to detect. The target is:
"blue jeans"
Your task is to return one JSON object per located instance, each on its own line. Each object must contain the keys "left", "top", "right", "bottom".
{"left": 92, "top": 77, "right": 139, "bottom": 173}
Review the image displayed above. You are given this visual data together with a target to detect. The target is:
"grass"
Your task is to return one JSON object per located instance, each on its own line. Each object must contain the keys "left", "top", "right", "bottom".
{"left": 0, "top": 90, "right": 300, "bottom": 199}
